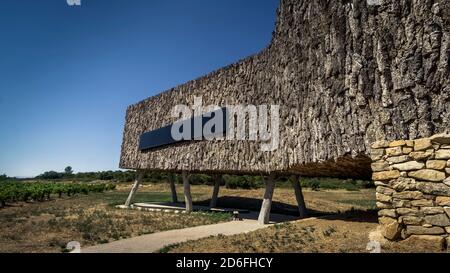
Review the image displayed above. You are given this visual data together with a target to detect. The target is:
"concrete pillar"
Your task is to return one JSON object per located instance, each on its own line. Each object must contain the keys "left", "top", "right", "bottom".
{"left": 209, "top": 174, "right": 222, "bottom": 208}
{"left": 258, "top": 173, "right": 276, "bottom": 225}
{"left": 125, "top": 171, "right": 144, "bottom": 207}
{"left": 182, "top": 171, "right": 193, "bottom": 213}
{"left": 291, "top": 175, "right": 308, "bottom": 219}
{"left": 168, "top": 173, "right": 178, "bottom": 203}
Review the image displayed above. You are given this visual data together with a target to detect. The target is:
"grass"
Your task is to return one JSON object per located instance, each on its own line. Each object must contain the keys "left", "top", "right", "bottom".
{"left": 194, "top": 211, "right": 233, "bottom": 222}
{"left": 157, "top": 243, "right": 181, "bottom": 253}
{"left": 338, "top": 199, "right": 377, "bottom": 209}
{"left": 164, "top": 206, "right": 448, "bottom": 253}
{"left": 103, "top": 191, "right": 201, "bottom": 207}
{"left": 0, "top": 182, "right": 377, "bottom": 253}
{"left": 299, "top": 178, "right": 372, "bottom": 191}
{"left": 166, "top": 214, "right": 379, "bottom": 253}
{"left": 0, "top": 186, "right": 229, "bottom": 253}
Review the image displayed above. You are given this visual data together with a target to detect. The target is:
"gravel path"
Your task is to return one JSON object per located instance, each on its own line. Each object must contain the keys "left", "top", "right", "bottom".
{"left": 83, "top": 212, "right": 296, "bottom": 253}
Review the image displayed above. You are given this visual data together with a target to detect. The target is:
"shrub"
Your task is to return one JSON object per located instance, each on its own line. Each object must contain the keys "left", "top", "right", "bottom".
{"left": 310, "top": 181, "right": 320, "bottom": 191}
{"left": 189, "top": 174, "right": 212, "bottom": 185}
{"left": 224, "top": 175, "right": 258, "bottom": 189}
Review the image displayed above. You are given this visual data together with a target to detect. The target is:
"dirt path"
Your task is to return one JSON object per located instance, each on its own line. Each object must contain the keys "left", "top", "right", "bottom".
{"left": 83, "top": 212, "right": 297, "bottom": 253}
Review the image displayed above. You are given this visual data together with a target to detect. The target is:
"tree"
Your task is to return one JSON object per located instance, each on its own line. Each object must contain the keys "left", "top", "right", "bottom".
{"left": 37, "top": 171, "right": 63, "bottom": 180}
{"left": 64, "top": 166, "right": 73, "bottom": 175}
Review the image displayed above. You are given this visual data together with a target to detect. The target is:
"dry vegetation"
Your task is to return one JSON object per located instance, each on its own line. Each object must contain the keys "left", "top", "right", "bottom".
{"left": 0, "top": 182, "right": 377, "bottom": 253}
{"left": 193, "top": 185, "right": 376, "bottom": 216}
{"left": 156, "top": 184, "right": 446, "bottom": 253}
{"left": 0, "top": 183, "right": 229, "bottom": 253}
{"left": 165, "top": 212, "right": 378, "bottom": 253}
{"left": 165, "top": 213, "right": 449, "bottom": 253}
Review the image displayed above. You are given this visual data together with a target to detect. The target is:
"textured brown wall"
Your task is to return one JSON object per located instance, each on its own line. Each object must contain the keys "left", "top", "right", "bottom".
{"left": 120, "top": 0, "right": 450, "bottom": 179}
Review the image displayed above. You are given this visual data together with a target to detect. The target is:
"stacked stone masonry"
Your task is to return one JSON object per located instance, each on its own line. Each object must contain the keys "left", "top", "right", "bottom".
{"left": 372, "top": 133, "right": 450, "bottom": 250}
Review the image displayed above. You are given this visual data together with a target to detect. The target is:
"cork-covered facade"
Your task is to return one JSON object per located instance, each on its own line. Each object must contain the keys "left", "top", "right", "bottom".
{"left": 120, "top": 0, "right": 450, "bottom": 179}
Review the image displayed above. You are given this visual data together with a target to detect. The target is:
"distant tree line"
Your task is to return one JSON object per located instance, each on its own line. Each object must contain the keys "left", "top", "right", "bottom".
{"left": 154, "top": 173, "right": 374, "bottom": 191}
{"left": 0, "top": 174, "right": 17, "bottom": 182}
{"left": 34, "top": 167, "right": 138, "bottom": 182}
{"left": 1, "top": 166, "right": 374, "bottom": 191}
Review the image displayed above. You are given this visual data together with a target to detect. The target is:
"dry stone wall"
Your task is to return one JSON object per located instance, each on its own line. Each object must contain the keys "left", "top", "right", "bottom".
{"left": 372, "top": 133, "right": 450, "bottom": 248}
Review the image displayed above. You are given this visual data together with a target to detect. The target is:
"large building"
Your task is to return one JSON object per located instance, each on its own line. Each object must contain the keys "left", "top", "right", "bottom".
{"left": 120, "top": 0, "right": 450, "bottom": 225}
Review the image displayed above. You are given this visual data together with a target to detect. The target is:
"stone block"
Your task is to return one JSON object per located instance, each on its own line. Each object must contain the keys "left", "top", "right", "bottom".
{"left": 426, "top": 160, "right": 447, "bottom": 170}
{"left": 414, "top": 139, "right": 433, "bottom": 151}
{"left": 378, "top": 209, "right": 397, "bottom": 218}
{"left": 430, "top": 133, "right": 450, "bottom": 145}
{"left": 406, "top": 226, "right": 445, "bottom": 235}
{"left": 386, "top": 155, "right": 410, "bottom": 164}
{"left": 436, "top": 149, "right": 450, "bottom": 160}
{"left": 436, "top": 196, "right": 450, "bottom": 206}
{"left": 409, "top": 151, "right": 433, "bottom": 161}
{"left": 400, "top": 216, "right": 423, "bottom": 225}
{"left": 376, "top": 192, "right": 392, "bottom": 203}
{"left": 370, "top": 149, "right": 385, "bottom": 161}
{"left": 373, "top": 170, "right": 400, "bottom": 181}
{"left": 416, "top": 183, "right": 450, "bottom": 196}
{"left": 444, "top": 177, "right": 450, "bottom": 186}
{"left": 396, "top": 207, "right": 419, "bottom": 215}
{"left": 379, "top": 217, "right": 401, "bottom": 240}
{"left": 424, "top": 214, "right": 450, "bottom": 227}
{"left": 408, "top": 169, "right": 446, "bottom": 182}
{"left": 374, "top": 181, "right": 390, "bottom": 187}
{"left": 371, "top": 161, "right": 390, "bottom": 172}
{"left": 389, "top": 140, "right": 406, "bottom": 147}
{"left": 392, "top": 161, "right": 424, "bottom": 171}
{"left": 391, "top": 177, "right": 417, "bottom": 192}
{"left": 376, "top": 186, "right": 395, "bottom": 196}
{"left": 411, "top": 199, "right": 434, "bottom": 207}
{"left": 393, "top": 191, "right": 424, "bottom": 200}
{"left": 371, "top": 141, "right": 390, "bottom": 149}
{"left": 444, "top": 207, "right": 450, "bottom": 218}
{"left": 401, "top": 235, "right": 445, "bottom": 252}
{"left": 393, "top": 199, "right": 412, "bottom": 208}
{"left": 386, "top": 147, "right": 403, "bottom": 157}
{"left": 403, "top": 147, "right": 413, "bottom": 154}
{"left": 376, "top": 202, "right": 393, "bottom": 209}
{"left": 421, "top": 207, "right": 444, "bottom": 215}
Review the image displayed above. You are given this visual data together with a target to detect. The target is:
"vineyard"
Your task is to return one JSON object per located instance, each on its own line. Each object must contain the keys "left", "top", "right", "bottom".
{"left": 0, "top": 182, "right": 116, "bottom": 207}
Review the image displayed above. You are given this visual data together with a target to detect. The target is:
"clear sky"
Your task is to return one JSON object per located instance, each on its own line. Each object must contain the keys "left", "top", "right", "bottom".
{"left": 0, "top": 0, "right": 279, "bottom": 177}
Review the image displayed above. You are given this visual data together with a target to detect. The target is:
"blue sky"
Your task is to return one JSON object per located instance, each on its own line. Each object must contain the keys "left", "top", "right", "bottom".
{"left": 0, "top": 0, "right": 278, "bottom": 177}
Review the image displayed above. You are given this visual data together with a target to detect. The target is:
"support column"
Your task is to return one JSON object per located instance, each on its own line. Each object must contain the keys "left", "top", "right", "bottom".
{"left": 209, "top": 174, "right": 222, "bottom": 208}
{"left": 182, "top": 171, "right": 193, "bottom": 213}
{"left": 258, "top": 173, "right": 276, "bottom": 225}
{"left": 291, "top": 175, "right": 308, "bottom": 219}
{"left": 168, "top": 173, "right": 178, "bottom": 203}
{"left": 124, "top": 171, "right": 144, "bottom": 207}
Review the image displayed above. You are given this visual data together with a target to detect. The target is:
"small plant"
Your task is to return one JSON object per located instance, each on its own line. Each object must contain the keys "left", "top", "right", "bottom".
{"left": 310, "top": 181, "right": 320, "bottom": 191}
{"left": 323, "top": 226, "right": 337, "bottom": 237}
{"left": 273, "top": 222, "right": 291, "bottom": 230}
{"left": 158, "top": 243, "right": 180, "bottom": 253}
